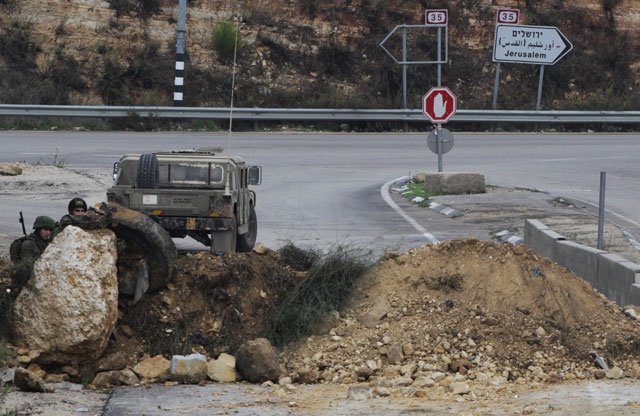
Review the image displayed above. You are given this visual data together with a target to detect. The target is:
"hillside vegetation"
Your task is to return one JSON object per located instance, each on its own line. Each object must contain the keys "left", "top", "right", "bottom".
{"left": 0, "top": 0, "right": 638, "bottom": 114}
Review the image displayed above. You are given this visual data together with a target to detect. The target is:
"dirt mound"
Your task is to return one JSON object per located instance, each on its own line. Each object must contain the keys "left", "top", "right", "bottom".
{"left": 282, "top": 239, "right": 640, "bottom": 386}
{"left": 368, "top": 238, "right": 605, "bottom": 327}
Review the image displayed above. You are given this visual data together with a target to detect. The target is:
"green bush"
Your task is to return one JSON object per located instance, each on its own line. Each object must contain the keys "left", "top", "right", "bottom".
{"left": 211, "top": 21, "right": 241, "bottom": 60}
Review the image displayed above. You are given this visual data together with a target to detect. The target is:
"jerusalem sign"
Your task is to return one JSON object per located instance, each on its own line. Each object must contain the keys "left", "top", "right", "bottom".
{"left": 493, "top": 24, "right": 572, "bottom": 65}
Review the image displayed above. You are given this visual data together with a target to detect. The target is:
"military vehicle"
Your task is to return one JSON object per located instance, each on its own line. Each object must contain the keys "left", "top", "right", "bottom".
{"left": 107, "top": 150, "right": 261, "bottom": 253}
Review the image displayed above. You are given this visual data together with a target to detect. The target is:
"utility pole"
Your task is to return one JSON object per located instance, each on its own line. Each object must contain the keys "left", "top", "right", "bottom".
{"left": 174, "top": 0, "right": 187, "bottom": 106}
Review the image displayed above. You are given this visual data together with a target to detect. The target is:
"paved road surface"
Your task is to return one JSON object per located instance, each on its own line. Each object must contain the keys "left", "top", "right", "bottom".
{"left": 1, "top": 131, "right": 638, "bottom": 254}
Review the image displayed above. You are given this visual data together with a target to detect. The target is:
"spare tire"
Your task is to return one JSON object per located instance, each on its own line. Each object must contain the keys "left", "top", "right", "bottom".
{"left": 108, "top": 204, "right": 176, "bottom": 293}
{"left": 136, "top": 153, "right": 159, "bottom": 189}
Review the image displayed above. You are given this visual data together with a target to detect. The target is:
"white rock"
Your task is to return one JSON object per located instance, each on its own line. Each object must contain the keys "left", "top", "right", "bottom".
{"left": 430, "top": 372, "right": 446, "bottom": 382}
{"left": 448, "top": 382, "right": 470, "bottom": 395}
{"left": 606, "top": 367, "right": 624, "bottom": 379}
{"left": 279, "top": 376, "right": 292, "bottom": 386}
{"left": 536, "top": 327, "right": 547, "bottom": 337}
{"left": 374, "top": 386, "right": 391, "bottom": 397}
{"left": 392, "top": 377, "right": 413, "bottom": 387}
{"left": 207, "top": 353, "right": 237, "bottom": 383}
{"left": 13, "top": 226, "right": 118, "bottom": 363}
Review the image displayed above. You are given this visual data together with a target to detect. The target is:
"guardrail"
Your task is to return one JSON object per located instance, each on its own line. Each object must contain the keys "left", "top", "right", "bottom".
{"left": 1, "top": 104, "right": 640, "bottom": 124}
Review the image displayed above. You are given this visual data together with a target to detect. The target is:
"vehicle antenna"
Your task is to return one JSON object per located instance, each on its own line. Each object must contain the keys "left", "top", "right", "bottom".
{"left": 227, "top": 13, "right": 240, "bottom": 155}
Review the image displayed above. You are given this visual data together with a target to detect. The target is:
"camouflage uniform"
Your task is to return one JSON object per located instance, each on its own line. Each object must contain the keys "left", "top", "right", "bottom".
{"left": 10, "top": 216, "right": 55, "bottom": 290}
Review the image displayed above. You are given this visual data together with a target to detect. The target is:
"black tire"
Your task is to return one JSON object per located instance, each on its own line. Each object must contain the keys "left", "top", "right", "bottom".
{"left": 236, "top": 205, "right": 257, "bottom": 252}
{"left": 109, "top": 204, "right": 176, "bottom": 293}
{"left": 136, "top": 153, "right": 159, "bottom": 189}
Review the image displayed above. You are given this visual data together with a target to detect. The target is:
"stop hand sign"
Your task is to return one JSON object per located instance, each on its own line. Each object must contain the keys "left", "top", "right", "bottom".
{"left": 422, "top": 87, "right": 456, "bottom": 124}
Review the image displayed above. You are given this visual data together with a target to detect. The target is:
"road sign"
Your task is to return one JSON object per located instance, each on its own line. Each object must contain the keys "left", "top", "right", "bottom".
{"left": 493, "top": 24, "right": 572, "bottom": 65}
{"left": 496, "top": 9, "right": 519, "bottom": 24}
{"left": 379, "top": 25, "right": 448, "bottom": 64}
{"left": 422, "top": 87, "right": 456, "bottom": 124}
{"left": 425, "top": 9, "right": 448, "bottom": 26}
{"left": 427, "top": 128, "right": 454, "bottom": 154}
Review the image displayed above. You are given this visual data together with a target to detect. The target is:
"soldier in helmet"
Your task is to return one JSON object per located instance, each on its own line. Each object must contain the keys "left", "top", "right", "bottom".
{"left": 52, "top": 197, "right": 88, "bottom": 240}
{"left": 10, "top": 215, "right": 56, "bottom": 289}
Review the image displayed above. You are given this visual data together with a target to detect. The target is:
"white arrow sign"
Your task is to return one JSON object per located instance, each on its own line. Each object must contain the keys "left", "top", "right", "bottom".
{"left": 493, "top": 24, "right": 572, "bottom": 65}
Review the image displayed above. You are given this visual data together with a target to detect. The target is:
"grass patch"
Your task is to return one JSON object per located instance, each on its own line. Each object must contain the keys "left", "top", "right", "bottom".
{"left": 400, "top": 182, "right": 443, "bottom": 207}
{"left": 211, "top": 21, "right": 241, "bottom": 60}
{"left": 262, "top": 245, "right": 373, "bottom": 348}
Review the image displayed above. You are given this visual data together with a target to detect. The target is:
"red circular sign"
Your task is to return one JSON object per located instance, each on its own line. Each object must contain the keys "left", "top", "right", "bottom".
{"left": 422, "top": 87, "right": 457, "bottom": 124}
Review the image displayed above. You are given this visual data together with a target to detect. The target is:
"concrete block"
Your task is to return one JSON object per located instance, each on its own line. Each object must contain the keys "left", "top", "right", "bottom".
{"left": 423, "top": 173, "right": 485, "bottom": 195}
{"left": 597, "top": 254, "right": 640, "bottom": 306}
{"left": 524, "top": 219, "right": 565, "bottom": 260}
{"left": 554, "top": 241, "right": 604, "bottom": 290}
{"left": 629, "top": 284, "right": 640, "bottom": 307}
{"left": 170, "top": 353, "right": 208, "bottom": 383}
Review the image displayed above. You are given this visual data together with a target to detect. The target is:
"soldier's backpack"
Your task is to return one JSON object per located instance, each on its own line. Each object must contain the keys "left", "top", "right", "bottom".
{"left": 9, "top": 235, "right": 30, "bottom": 263}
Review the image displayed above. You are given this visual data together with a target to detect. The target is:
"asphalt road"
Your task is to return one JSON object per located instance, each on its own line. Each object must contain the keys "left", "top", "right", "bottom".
{"left": 1, "top": 131, "right": 639, "bottom": 254}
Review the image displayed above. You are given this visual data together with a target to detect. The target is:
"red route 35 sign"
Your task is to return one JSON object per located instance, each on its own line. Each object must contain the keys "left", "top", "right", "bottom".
{"left": 496, "top": 9, "right": 519, "bottom": 24}
{"left": 422, "top": 87, "right": 456, "bottom": 124}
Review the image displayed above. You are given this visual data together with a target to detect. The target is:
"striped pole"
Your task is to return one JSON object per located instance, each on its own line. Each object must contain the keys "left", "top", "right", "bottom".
{"left": 174, "top": 0, "right": 187, "bottom": 106}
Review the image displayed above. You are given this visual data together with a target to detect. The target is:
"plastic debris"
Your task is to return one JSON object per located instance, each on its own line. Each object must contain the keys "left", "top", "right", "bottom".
{"left": 589, "top": 351, "right": 609, "bottom": 371}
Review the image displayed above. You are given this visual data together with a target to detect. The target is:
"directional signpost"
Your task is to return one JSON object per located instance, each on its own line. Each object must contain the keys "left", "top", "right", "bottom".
{"left": 423, "top": 87, "right": 456, "bottom": 172}
{"left": 492, "top": 20, "right": 573, "bottom": 110}
{"left": 379, "top": 9, "right": 449, "bottom": 112}
{"left": 493, "top": 24, "right": 573, "bottom": 65}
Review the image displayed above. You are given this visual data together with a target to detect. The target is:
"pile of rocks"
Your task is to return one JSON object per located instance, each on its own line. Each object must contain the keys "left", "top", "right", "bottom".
{"left": 280, "top": 240, "right": 640, "bottom": 399}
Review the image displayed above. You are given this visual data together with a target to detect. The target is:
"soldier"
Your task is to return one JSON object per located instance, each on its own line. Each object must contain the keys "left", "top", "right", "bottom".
{"left": 10, "top": 215, "right": 56, "bottom": 289}
{"left": 52, "top": 198, "right": 88, "bottom": 240}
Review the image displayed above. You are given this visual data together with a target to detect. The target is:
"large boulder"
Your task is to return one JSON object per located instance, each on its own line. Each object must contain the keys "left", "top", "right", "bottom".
{"left": 423, "top": 172, "right": 486, "bottom": 195}
{"left": 235, "top": 338, "right": 280, "bottom": 383}
{"left": 12, "top": 226, "right": 118, "bottom": 364}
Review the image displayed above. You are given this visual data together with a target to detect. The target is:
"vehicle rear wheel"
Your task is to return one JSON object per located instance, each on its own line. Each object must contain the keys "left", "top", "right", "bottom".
{"left": 237, "top": 205, "right": 257, "bottom": 252}
{"left": 136, "top": 153, "right": 159, "bottom": 189}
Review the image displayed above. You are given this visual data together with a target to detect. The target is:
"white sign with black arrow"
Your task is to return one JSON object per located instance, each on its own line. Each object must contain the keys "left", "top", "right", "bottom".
{"left": 493, "top": 24, "right": 572, "bottom": 65}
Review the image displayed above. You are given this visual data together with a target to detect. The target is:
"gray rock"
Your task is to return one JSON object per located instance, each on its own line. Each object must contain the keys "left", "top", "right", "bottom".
{"left": 235, "top": 338, "right": 280, "bottom": 383}
{"left": 0, "top": 367, "right": 15, "bottom": 385}
{"left": 14, "top": 367, "right": 46, "bottom": 392}
{"left": 357, "top": 298, "right": 391, "bottom": 329}
{"left": 387, "top": 345, "right": 404, "bottom": 364}
{"left": 346, "top": 385, "right": 372, "bottom": 400}
{"left": 297, "top": 367, "right": 319, "bottom": 384}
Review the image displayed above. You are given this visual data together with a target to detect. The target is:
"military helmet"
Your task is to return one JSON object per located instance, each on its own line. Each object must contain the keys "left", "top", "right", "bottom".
{"left": 33, "top": 216, "right": 56, "bottom": 230}
{"left": 68, "top": 197, "right": 88, "bottom": 214}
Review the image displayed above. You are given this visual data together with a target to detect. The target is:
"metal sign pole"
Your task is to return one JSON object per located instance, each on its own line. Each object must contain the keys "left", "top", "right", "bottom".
{"left": 174, "top": 0, "right": 187, "bottom": 107}
{"left": 492, "top": 62, "right": 501, "bottom": 110}
{"left": 437, "top": 27, "right": 442, "bottom": 87}
{"left": 436, "top": 124, "right": 443, "bottom": 172}
{"left": 536, "top": 65, "right": 545, "bottom": 111}
{"left": 597, "top": 172, "right": 606, "bottom": 250}
{"left": 402, "top": 27, "right": 407, "bottom": 109}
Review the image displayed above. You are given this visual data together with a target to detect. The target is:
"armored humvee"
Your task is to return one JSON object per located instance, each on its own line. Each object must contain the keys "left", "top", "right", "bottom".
{"left": 107, "top": 150, "right": 261, "bottom": 252}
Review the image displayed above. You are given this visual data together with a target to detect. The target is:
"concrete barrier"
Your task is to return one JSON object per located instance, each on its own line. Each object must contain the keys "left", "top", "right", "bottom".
{"left": 524, "top": 220, "right": 565, "bottom": 260}
{"left": 524, "top": 219, "right": 640, "bottom": 307}
{"left": 597, "top": 254, "right": 640, "bottom": 307}
{"left": 554, "top": 241, "right": 605, "bottom": 290}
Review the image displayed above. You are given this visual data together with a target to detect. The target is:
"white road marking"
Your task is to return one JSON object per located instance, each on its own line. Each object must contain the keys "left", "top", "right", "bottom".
{"left": 381, "top": 177, "right": 439, "bottom": 244}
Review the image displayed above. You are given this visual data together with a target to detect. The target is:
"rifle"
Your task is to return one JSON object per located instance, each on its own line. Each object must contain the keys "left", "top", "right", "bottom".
{"left": 19, "top": 211, "right": 26, "bottom": 236}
